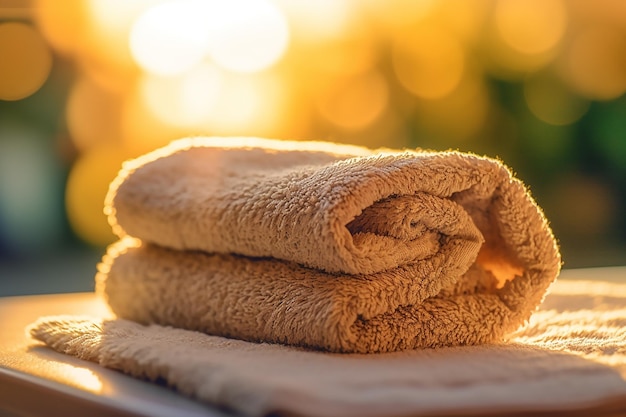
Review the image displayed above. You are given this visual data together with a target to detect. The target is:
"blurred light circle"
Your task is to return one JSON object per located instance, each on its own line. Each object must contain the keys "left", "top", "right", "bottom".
{"left": 199, "top": 73, "right": 284, "bottom": 135}
{"left": 317, "top": 71, "right": 389, "bottom": 130}
{"left": 66, "top": 76, "right": 123, "bottom": 152}
{"left": 436, "top": 0, "right": 490, "bottom": 44}
{"left": 310, "top": 28, "right": 377, "bottom": 76}
{"left": 139, "top": 63, "right": 223, "bottom": 127}
{"left": 349, "top": 109, "right": 409, "bottom": 151}
{"left": 204, "top": 0, "right": 289, "bottom": 73}
{"left": 393, "top": 26, "right": 464, "bottom": 99}
{"left": 129, "top": 1, "right": 211, "bottom": 76}
{"left": 0, "top": 22, "right": 53, "bottom": 101}
{"left": 524, "top": 73, "right": 589, "bottom": 126}
{"left": 120, "top": 88, "right": 183, "bottom": 156}
{"left": 34, "top": 0, "right": 87, "bottom": 55}
{"left": 564, "top": 27, "right": 626, "bottom": 100}
{"left": 126, "top": 72, "right": 287, "bottom": 152}
{"left": 275, "top": 0, "right": 353, "bottom": 43}
{"left": 364, "top": 0, "right": 435, "bottom": 31}
{"left": 495, "top": 0, "right": 567, "bottom": 55}
{"left": 66, "top": 145, "right": 128, "bottom": 247}
{"left": 81, "top": 0, "right": 151, "bottom": 83}
{"left": 130, "top": 0, "right": 288, "bottom": 75}
{"left": 414, "top": 75, "right": 489, "bottom": 141}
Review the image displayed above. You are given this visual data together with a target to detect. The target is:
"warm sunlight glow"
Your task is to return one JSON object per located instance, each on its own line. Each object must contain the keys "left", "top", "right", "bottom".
{"left": 26, "top": 0, "right": 626, "bottom": 258}
{"left": 495, "top": 0, "right": 567, "bottom": 55}
{"left": 124, "top": 138, "right": 371, "bottom": 170}
{"left": 198, "top": 73, "right": 283, "bottom": 135}
{"left": 57, "top": 364, "right": 103, "bottom": 393}
{"left": 0, "top": 22, "right": 52, "bottom": 101}
{"left": 34, "top": 0, "right": 87, "bottom": 55}
{"left": 413, "top": 76, "right": 489, "bottom": 141}
{"left": 130, "top": 1, "right": 210, "bottom": 76}
{"left": 276, "top": 0, "right": 353, "bottom": 42}
{"left": 82, "top": 0, "right": 154, "bottom": 83}
{"left": 129, "top": 0, "right": 288, "bottom": 75}
{"left": 87, "top": 0, "right": 156, "bottom": 45}
{"left": 140, "top": 63, "right": 222, "bottom": 128}
{"left": 364, "top": 0, "right": 435, "bottom": 30}
{"left": 67, "top": 76, "right": 123, "bottom": 151}
{"left": 393, "top": 26, "right": 465, "bottom": 99}
{"left": 564, "top": 28, "right": 626, "bottom": 100}
{"left": 203, "top": 0, "right": 290, "bottom": 73}
{"left": 435, "top": 0, "right": 489, "bottom": 44}
{"left": 66, "top": 146, "right": 127, "bottom": 246}
{"left": 309, "top": 27, "right": 377, "bottom": 76}
{"left": 121, "top": 87, "right": 182, "bottom": 155}
{"left": 317, "top": 71, "right": 388, "bottom": 130}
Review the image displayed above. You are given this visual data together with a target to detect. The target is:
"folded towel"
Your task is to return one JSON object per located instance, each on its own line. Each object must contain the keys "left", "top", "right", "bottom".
{"left": 97, "top": 137, "right": 560, "bottom": 353}
{"left": 29, "top": 278, "right": 626, "bottom": 417}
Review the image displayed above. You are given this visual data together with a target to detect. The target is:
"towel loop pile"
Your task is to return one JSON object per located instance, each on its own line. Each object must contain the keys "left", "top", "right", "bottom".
{"left": 91, "top": 137, "right": 560, "bottom": 353}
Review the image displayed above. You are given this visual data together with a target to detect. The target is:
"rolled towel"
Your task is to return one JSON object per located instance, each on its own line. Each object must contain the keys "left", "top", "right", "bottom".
{"left": 99, "top": 137, "right": 560, "bottom": 353}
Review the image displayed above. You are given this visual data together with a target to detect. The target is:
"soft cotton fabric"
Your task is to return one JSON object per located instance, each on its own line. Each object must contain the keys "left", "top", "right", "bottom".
{"left": 98, "top": 137, "right": 560, "bottom": 353}
{"left": 30, "top": 279, "right": 626, "bottom": 417}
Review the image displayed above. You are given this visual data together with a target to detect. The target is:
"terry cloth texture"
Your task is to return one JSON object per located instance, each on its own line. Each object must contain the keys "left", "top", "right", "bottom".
{"left": 104, "top": 137, "right": 560, "bottom": 353}
{"left": 30, "top": 279, "right": 626, "bottom": 417}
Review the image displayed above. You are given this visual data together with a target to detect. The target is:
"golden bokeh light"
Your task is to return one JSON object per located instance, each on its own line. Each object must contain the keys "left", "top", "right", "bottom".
{"left": 66, "top": 145, "right": 129, "bottom": 247}
{"left": 36, "top": 0, "right": 144, "bottom": 93}
{"left": 337, "top": 107, "right": 410, "bottom": 151}
{"left": 566, "top": 0, "right": 626, "bottom": 29}
{"left": 121, "top": 87, "right": 183, "bottom": 155}
{"left": 434, "top": 0, "right": 489, "bottom": 44}
{"left": 495, "top": 0, "right": 567, "bottom": 56}
{"left": 276, "top": 0, "right": 354, "bottom": 43}
{"left": 20, "top": 0, "right": 626, "bottom": 254}
{"left": 203, "top": 0, "right": 290, "bottom": 73}
{"left": 317, "top": 71, "right": 389, "bottom": 131}
{"left": 34, "top": 0, "right": 87, "bottom": 55}
{"left": 524, "top": 72, "right": 590, "bottom": 126}
{"left": 393, "top": 25, "right": 465, "bottom": 99}
{"left": 78, "top": 0, "right": 151, "bottom": 89}
{"left": 129, "top": 0, "right": 289, "bottom": 75}
{"left": 66, "top": 76, "right": 123, "bottom": 152}
{"left": 129, "top": 1, "right": 211, "bottom": 76}
{"left": 307, "top": 26, "right": 378, "bottom": 77}
{"left": 0, "top": 22, "right": 53, "bottom": 101}
{"left": 414, "top": 74, "right": 490, "bottom": 141}
{"left": 198, "top": 72, "right": 287, "bottom": 136}
{"left": 139, "top": 63, "right": 222, "bottom": 128}
{"left": 364, "top": 0, "right": 435, "bottom": 31}
{"left": 563, "top": 27, "right": 626, "bottom": 100}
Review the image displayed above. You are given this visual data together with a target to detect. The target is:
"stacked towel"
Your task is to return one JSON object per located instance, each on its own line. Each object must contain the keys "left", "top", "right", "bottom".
{"left": 91, "top": 137, "right": 559, "bottom": 353}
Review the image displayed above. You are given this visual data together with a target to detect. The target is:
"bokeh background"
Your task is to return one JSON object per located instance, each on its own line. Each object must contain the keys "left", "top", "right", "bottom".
{"left": 1, "top": 0, "right": 625, "bottom": 295}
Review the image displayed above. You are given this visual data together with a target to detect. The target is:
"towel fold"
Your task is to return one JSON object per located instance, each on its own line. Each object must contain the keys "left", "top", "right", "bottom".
{"left": 96, "top": 137, "right": 560, "bottom": 353}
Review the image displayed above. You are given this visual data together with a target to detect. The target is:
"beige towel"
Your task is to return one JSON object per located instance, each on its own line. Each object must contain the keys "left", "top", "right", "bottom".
{"left": 29, "top": 279, "right": 626, "bottom": 417}
{"left": 98, "top": 137, "right": 560, "bottom": 353}
{"left": 97, "top": 137, "right": 561, "bottom": 353}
